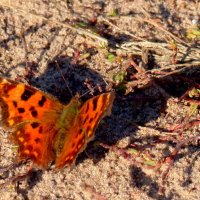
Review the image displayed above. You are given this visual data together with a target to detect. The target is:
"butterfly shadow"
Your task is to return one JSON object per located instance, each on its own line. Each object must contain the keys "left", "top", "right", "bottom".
{"left": 30, "top": 55, "right": 151, "bottom": 167}
{"left": 15, "top": 169, "right": 43, "bottom": 200}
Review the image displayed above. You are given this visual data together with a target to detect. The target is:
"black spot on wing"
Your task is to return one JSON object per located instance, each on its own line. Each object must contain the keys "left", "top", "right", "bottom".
{"left": 83, "top": 116, "right": 89, "bottom": 125}
{"left": 18, "top": 107, "right": 25, "bottom": 113}
{"left": 38, "top": 96, "right": 46, "bottom": 107}
{"left": 93, "top": 97, "right": 98, "bottom": 110}
{"left": 89, "top": 117, "right": 94, "bottom": 123}
{"left": 31, "top": 122, "right": 39, "bottom": 129}
{"left": 31, "top": 110, "right": 38, "bottom": 117}
{"left": 21, "top": 88, "right": 35, "bottom": 101}
{"left": 94, "top": 112, "right": 98, "bottom": 119}
{"left": 13, "top": 101, "right": 18, "bottom": 107}
{"left": 29, "top": 106, "right": 38, "bottom": 117}
{"left": 39, "top": 126, "right": 43, "bottom": 133}
{"left": 34, "top": 138, "right": 40, "bottom": 143}
{"left": 77, "top": 129, "right": 83, "bottom": 136}
{"left": 29, "top": 106, "right": 34, "bottom": 111}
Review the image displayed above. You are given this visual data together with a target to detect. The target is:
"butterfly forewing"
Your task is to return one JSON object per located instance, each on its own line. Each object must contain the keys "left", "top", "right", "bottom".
{"left": 55, "top": 92, "right": 115, "bottom": 169}
{"left": 0, "top": 78, "right": 62, "bottom": 127}
{"left": 80, "top": 92, "right": 115, "bottom": 140}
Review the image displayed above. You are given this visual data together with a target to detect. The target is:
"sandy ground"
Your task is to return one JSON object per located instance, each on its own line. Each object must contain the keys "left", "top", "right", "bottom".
{"left": 0, "top": 1, "right": 199, "bottom": 200}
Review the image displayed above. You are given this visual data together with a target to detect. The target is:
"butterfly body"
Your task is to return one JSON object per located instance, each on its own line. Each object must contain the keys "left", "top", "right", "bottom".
{"left": 0, "top": 77, "right": 115, "bottom": 169}
{"left": 54, "top": 98, "right": 81, "bottom": 158}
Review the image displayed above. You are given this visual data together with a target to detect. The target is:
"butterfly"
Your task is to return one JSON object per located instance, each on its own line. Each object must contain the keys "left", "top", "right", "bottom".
{"left": 0, "top": 77, "right": 115, "bottom": 169}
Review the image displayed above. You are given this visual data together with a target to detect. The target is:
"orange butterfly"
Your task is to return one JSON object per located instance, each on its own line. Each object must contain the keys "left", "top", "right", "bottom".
{"left": 0, "top": 77, "right": 115, "bottom": 169}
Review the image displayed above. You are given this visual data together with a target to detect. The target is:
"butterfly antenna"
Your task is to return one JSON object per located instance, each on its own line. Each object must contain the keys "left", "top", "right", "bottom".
{"left": 20, "top": 27, "right": 31, "bottom": 83}
{"left": 55, "top": 60, "right": 73, "bottom": 97}
{"left": 79, "top": 85, "right": 100, "bottom": 98}
{"left": 80, "top": 77, "right": 114, "bottom": 98}
{"left": 103, "top": 77, "right": 108, "bottom": 85}
{"left": 103, "top": 77, "right": 114, "bottom": 92}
